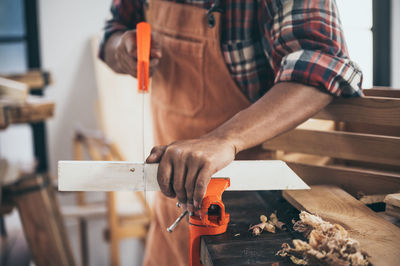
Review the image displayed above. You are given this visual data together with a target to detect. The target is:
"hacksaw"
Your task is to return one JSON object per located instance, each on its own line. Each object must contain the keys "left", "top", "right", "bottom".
{"left": 137, "top": 22, "right": 151, "bottom": 200}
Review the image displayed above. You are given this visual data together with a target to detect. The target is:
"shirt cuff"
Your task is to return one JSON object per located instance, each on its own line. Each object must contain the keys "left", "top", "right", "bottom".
{"left": 275, "top": 50, "right": 363, "bottom": 97}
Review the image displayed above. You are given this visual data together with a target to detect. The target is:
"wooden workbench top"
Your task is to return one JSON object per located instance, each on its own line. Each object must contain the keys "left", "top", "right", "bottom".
{"left": 201, "top": 191, "right": 301, "bottom": 266}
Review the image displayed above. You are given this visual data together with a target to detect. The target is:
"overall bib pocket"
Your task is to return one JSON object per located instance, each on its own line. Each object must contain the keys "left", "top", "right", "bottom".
{"left": 151, "top": 34, "right": 205, "bottom": 117}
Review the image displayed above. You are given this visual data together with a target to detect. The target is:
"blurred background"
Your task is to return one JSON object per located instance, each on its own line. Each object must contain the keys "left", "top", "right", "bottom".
{"left": 0, "top": 0, "right": 399, "bottom": 265}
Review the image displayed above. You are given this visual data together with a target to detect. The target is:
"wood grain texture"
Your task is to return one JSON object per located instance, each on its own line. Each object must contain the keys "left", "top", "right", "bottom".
{"left": 0, "top": 96, "right": 54, "bottom": 129}
{"left": 384, "top": 193, "right": 400, "bottom": 207}
{"left": 385, "top": 205, "right": 400, "bottom": 219}
{"left": 283, "top": 185, "right": 400, "bottom": 266}
{"left": 201, "top": 191, "right": 299, "bottom": 266}
{"left": 313, "top": 96, "right": 400, "bottom": 126}
{"left": 363, "top": 87, "right": 400, "bottom": 98}
{"left": 58, "top": 160, "right": 309, "bottom": 192}
{"left": 263, "top": 129, "right": 400, "bottom": 166}
{"left": 10, "top": 174, "right": 75, "bottom": 266}
{"left": 0, "top": 77, "right": 28, "bottom": 102}
{"left": 286, "top": 162, "right": 400, "bottom": 197}
{"left": 1, "top": 70, "right": 52, "bottom": 89}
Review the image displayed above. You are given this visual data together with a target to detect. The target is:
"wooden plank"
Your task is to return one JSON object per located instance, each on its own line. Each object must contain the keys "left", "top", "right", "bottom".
{"left": 283, "top": 185, "right": 400, "bottom": 266}
{"left": 385, "top": 204, "right": 400, "bottom": 219}
{"left": 384, "top": 193, "right": 400, "bottom": 207}
{"left": 263, "top": 129, "right": 400, "bottom": 166}
{"left": 4, "top": 96, "right": 54, "bottom": 124}
{"left": 364, "top": 87, "right": 400, "bottom": 98}
{"left": 0, "top": 106, "right": 6, "bottom": 129}
{"left": 58, "top": 160, "right": 309, "bottom": 192}
{"left": 313, "top": 97, "right": 400, "bottom": 126}
{"left": 0, "top": 96, "right": 54, "bottom": 129}
{"left": 0, "top": 77, "right": 28, "bottom": 102}
{"left": 286, "top": 162, "right": 400, "bottom": 197}
{"left": 10, "top": 174, "right": 75, "bottom": 266}
{"left": 1, "top": 70, "right": 53, "bottom": 89}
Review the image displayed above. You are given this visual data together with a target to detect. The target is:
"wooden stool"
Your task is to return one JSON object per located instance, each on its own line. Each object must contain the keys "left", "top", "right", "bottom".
{"left": 71, "top": 129, "right": 152, "bottom": 266}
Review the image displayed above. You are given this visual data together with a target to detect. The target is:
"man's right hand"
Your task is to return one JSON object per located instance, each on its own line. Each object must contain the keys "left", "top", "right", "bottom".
{"left": 105, "top": 30, "right": 162, "bottom": 77}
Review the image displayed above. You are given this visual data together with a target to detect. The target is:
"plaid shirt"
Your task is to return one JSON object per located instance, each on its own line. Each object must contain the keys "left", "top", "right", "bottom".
{"left": 100, "top": 0, "right": 363, "bottom": 102}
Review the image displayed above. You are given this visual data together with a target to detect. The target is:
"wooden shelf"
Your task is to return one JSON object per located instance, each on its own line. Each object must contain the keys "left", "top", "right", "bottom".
{"left": 0, "top": 96, "right": 54, "bottom": 129}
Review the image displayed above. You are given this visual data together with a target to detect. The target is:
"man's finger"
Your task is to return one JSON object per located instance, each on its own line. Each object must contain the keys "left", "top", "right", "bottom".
{"left": 193, "top": 165, "right": 212, "bottom": 209}
{"left": 157, "top": 155, "right": 175, "bottom": 198}
{"left": 121, "top": 57, "right": 137, "bottom": 78}
{"left": 184, "top": 163, "right": 200, "bottom": 213}
{"left": 125, "top": 32, "right": 138, "bottom": 57}
{"left": 146, "top": 145, "right": 166, "bottom": 163}
{"left": 172, "top": 156, "right": 187, "bottom": 205}
{"left": 150, "top": 32, "right": 162, "bottom": 59}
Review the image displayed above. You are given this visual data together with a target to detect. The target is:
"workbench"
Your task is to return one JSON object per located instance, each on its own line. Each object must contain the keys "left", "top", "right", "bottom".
{"left": 201, "top": 191, "right": 300, "bottom": 266}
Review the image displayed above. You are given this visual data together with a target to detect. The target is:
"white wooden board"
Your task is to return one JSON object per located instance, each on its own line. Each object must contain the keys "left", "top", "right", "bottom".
{"left": 58, "top": 160, "right": 310, "bottom": 192}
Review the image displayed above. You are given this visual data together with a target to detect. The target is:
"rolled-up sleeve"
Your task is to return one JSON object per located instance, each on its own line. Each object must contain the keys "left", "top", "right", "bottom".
{"left": 259, "top": 0, "right": 363, "bottom": 97}
{"left": 99, "top": 0, "right": 145, "bottom": 61}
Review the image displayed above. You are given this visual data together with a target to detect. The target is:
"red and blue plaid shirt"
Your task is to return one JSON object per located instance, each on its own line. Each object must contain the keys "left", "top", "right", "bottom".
{"left": 100, "top": 0, "right": 363, "bottom": 102}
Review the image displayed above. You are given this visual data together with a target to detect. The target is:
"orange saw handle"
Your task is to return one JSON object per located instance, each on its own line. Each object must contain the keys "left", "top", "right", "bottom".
{"left": 137, "top": 22, "right": 151, "bottom": 93}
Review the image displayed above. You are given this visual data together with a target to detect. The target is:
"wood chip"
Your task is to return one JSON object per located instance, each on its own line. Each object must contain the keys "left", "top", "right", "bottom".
{"left": 276, "top": 211, "right": 371, "bottom": 266}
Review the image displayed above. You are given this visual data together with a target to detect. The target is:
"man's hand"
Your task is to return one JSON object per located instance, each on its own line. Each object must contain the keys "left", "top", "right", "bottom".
{"left": 104, "top": 30, "right": 162, "bottom": 77}
{"left": 146, "top": 137, "right": 237, "bottom": 212}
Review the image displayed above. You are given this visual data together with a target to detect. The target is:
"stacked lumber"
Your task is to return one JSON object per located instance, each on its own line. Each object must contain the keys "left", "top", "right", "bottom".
{"left": 0, "top": 96, "right": 55, "bottom": 129}
{"left": 1, "top": 70, "right": 52, "bottom": 89}
{"left": 0, "top": 75, "right": 54, "bottom": 129}
{"left": 0, "top": 77, "right": 28, "bottom": 102}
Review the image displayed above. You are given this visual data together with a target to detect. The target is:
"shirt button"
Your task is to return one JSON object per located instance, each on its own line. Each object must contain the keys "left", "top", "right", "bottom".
{"left": 207, "top": 13, "right": 215, "bottom": 28}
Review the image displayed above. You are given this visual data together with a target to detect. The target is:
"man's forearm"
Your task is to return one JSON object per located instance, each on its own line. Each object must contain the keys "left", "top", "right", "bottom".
{"left": 205, "top": 82, "right": 333, "bottom": 153}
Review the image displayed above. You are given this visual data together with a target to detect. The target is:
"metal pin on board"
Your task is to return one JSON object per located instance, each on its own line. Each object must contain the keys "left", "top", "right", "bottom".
{"left": 167, "top": 210, "right": 188, "bottom": 233}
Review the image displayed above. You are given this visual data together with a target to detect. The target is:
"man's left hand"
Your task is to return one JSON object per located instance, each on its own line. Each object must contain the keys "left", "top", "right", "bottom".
{"left": 146, "top": 137, "right": 236, "bottom": 212}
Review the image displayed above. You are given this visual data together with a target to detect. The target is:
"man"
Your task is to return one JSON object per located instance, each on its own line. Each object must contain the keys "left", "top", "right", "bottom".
{"left": 100, "top": 0, "right": 362, "bottom": 265}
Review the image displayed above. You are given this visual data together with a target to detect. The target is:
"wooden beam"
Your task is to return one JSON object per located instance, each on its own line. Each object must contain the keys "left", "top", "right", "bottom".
{"left": 283, "top": 185, "right": 400, "bottom": 266}
{"left": 286, "top": 162, "right": 400, "bottom": 197}
{"left": 364, "top": 87, "right": 400, "bottom": 98}
{"left": 9, "top": 174, "right": 75, "bottom": 266}
{"left": 1, "top": 70, "right": 52, "bottom": 89}
{"left": 313, "top": 97, "right": 400, "bottom": 126}
{"left": 263, "top": 129, "right": 400, "bottom": 166}
{"left": 0, "top": 77, "right": 28, "bottom": 102}
{"left": 384, "top": 193, "right": 400, "bottom": 207}
{"left": 58, "top": 160, "right": 309, "bottom": 192}
{"left": 0, "top": 96, "right": 54, "bottom": 126}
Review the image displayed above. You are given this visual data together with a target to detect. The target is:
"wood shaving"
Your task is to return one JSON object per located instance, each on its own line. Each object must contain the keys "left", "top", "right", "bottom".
{"left": 270, "top": 212, "right": 287, "bottom": 230}
{"left": 276, "top": 211, "right": 371, "bottom": 266}
{"left": 249, "top": 212, "right": 286, "bottom": 236}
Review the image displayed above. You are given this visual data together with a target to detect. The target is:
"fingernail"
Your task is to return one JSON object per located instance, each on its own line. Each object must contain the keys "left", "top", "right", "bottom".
{"left": 187, "top": 204, "right": 194, "bottom": 213}
{"left": 194, "top": 200, "right": 200, "bottom": 209}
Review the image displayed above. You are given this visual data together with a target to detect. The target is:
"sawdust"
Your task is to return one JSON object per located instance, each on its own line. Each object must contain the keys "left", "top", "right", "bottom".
{"left": 249, "top": 212, "right": 286, "bottom": 236}
{"left": 276, "top": 211, "right": 371, "bottom": 266}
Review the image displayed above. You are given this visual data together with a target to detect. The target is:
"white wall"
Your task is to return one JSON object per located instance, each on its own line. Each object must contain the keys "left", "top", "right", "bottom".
{"left": 38, "top": 1, "right": 144, "bottom": 266}
{"left": 336, "top": 0, "right": 373, "bottom": 89}
{"left": 39, "top": 0, "right": 110, "bottom": 176}
{"left": 392, "top": 0, "right": 400, "bottom": 88}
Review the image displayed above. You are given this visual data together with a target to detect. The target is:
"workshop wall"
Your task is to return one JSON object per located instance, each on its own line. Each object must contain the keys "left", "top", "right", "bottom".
{"left": 39, "top": 1, "right": 145, "bottom": 265}
{"left": 39, "top": 0, "right": 109, "bottom": 177}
